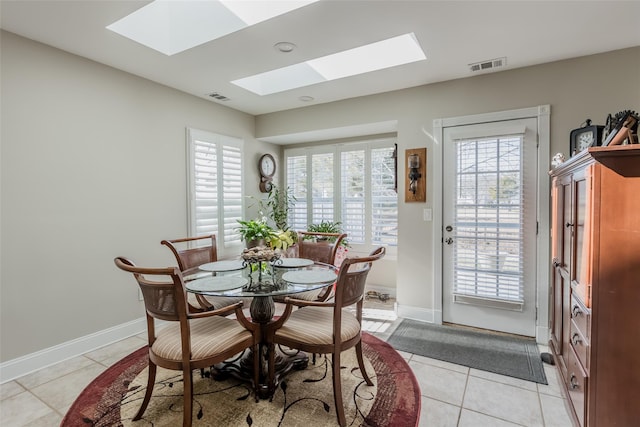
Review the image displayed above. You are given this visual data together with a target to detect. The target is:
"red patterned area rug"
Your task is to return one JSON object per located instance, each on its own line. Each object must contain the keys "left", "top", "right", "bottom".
{"left": 61, "top": 333, "right": 420, "bottom": 426}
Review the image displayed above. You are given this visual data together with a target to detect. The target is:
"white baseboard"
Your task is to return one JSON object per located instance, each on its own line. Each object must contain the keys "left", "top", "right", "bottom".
{"left": 397, "top": 304, "right": 438, "bottom": 324}
{"left": 0, "top": 317, "right": 146, "bottom": 384}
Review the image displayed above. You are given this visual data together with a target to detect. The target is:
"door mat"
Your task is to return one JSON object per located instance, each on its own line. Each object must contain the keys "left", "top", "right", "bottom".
{"left": 388, "top": 319, "right": 547, "bottom": 384}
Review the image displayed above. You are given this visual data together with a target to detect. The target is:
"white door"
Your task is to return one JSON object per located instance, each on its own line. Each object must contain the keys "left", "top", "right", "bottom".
{"left": 442, "top": 118, "right": 538, "bottom": 336}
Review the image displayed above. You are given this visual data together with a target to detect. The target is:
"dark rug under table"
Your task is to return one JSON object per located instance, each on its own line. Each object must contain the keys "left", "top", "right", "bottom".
{"left": 388, "top": 319, "right": 547, "bottom": 384}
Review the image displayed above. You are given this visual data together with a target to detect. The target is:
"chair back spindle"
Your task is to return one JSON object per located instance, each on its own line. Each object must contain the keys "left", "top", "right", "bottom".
{"left": 161, "top": 234, "right": 218, "bottom": 271}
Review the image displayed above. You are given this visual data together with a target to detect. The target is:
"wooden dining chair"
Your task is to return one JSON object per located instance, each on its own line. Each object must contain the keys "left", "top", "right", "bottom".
{"left": 161, "top": 234, "right": 242, "bottom": 312}
{"left": 114, "top": 257, "right": 259, "bottom": 427}
{"left": 267, "top": 247, "right": 386, "bottom": 426}
{"left": 292, "top": 231, "right": 347, "bottom": 302}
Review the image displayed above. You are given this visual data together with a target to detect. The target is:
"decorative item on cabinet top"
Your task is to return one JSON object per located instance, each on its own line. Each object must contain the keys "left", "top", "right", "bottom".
{"left": 551, "top": 152, "right": 566, "bottom": 168}
{"left": 569, "top": 119, "right": 604, "bottom": 157}
{"left": 602, "top": 110, "right": 639, "bottom": 147}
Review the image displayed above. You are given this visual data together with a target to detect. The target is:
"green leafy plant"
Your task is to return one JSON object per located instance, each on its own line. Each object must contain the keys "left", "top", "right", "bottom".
{"left": 265, "top": 185, "right": 296, "bottom": 231}
{"left": 236, "top": 219, "right": 275, "bottom": 243}
{"left": 247, "top": 185, "right": 296, "bottom": 232}
{"left": 269, "top": 229, "right": 296, "bottom": 250}
{"left": 305, "top": 220, "right": 349, "bottom": 247}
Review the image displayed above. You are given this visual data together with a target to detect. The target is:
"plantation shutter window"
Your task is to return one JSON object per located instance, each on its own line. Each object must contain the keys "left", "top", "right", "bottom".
{"left": 187, "top": 128, "right": 244, "bottom": 256}
{"left": 371, "top": 146, "right": 398, "bottom": 245}
{"left": 286, "top": 154, "right": 307, "bottom": 231}
{"left": 285, "top": 138, "right": 397, "bottom": 252}
{"left": 341, "top": 149, "right": 365, "bottom": 244}
{"left": 311, "top": 152, "right": 334, "bottom": 224}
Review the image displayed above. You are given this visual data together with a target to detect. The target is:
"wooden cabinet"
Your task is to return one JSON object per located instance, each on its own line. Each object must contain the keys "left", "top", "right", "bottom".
{"left": 549, "top": 146, "right": 640, "bottom": 427}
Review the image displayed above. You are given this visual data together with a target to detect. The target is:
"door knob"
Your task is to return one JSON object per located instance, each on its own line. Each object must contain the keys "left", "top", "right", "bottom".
{"left": 444, "top": 237, "right": 453, "bottom": 245}
{"left": 445, "top": 225, "right": 453, "bottom": 232}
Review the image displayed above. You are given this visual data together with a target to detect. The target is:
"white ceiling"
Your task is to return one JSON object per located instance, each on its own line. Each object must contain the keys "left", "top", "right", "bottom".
{"left": 2, "top": 1, "right": 639, "bottom": 117}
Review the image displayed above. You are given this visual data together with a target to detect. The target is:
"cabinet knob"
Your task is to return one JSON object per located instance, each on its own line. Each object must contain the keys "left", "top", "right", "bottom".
{"left": 572, "top": 305, "right": 583, "bottom": 317}
{"left": 570, "top": 374, "right": 580, "bottom": 390}
{"left": 571, "top": 333, "right": 582, "bottom": 346}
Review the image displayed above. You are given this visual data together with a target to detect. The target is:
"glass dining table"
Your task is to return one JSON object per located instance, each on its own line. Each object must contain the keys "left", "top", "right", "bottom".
{"left": 184, "top": 256, "right": 337, "bottom": 399}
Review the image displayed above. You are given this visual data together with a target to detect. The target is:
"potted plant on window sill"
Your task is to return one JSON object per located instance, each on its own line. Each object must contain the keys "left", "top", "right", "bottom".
{"left": 305, "top": 220, "right": 349, "bottom": 247}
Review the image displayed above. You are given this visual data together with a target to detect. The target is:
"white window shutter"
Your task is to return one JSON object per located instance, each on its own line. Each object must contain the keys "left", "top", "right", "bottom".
{"left": 187, "top": 128, "right": 243, "bottom": 256}
{"left": 285, "top": 138, "right": 398, "bottom": 250}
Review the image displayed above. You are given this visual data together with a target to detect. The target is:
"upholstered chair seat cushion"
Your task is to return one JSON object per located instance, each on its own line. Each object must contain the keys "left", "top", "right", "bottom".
{"left": 152, "top": 316, "right": 252, "bottom": 361}
{"left": 274, "top": 306, "right": 360, "bottom": 345}
{"left": 286, "top": 287, "right": 330, "bottom": 302}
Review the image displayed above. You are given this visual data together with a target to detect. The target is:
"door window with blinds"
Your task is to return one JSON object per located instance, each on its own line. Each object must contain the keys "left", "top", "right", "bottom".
{"left": 187, "top": 128, "right": 243, "bottom": 256}
{"left": 452, "top": 134, "right": 524, "bottom": 306}
{"left": 285, "top": 139, "right": 397, "bottom": 250}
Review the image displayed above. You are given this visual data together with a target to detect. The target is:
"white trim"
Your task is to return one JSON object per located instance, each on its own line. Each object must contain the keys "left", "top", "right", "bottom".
{"left": 439, "top": 106, "right": 544, "bottom": 127}
{"left": 433, "top": 105, "right": 551, "bottom": 342}
{"left": 397, "top": 303, "right": 437, "bottom": 324}
{"left": 535, "top": 105, "right": 551, "bottom": 344}
{"left": 0, "top": 318, "right": 147, "bottom": 384}
{"left": 447, "top": 123, "right": 527, "bottom": 141}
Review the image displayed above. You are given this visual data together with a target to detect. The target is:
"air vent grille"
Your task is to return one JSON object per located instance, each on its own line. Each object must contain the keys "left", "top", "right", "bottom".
{"left": 207, "top": 92, "right": 230, "bottom": 101}
{"left": 469, "top": 57, "right": 507, "bottom": 73}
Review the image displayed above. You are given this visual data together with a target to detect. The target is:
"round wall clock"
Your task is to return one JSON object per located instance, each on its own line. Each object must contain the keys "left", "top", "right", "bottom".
{"left": 570, "top": 119, "right": 604, "bottom": 156}
{"left": 258, "top": 154, "right": 275, "bottom": 193}
{"left": 259, "top": 154, "right": 276, "bottom": 178}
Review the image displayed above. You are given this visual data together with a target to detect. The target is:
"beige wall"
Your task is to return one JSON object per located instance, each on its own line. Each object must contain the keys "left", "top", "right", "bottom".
{"left": 2, "top": 27, "right": 639, "bottom": 366}
{"left": 257, "top": 47, "right": 640, "bottom": 318}
{"left": 0, "top": 31, "right": 277, "bottom": 362}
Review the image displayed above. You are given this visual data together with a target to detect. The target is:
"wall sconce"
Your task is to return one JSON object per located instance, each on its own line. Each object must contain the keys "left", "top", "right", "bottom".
{"left": 408, "top": 153, "right": 421, "bottom": 194}
{"left": 405, "top": 148, "right": 426, "bottom": 203}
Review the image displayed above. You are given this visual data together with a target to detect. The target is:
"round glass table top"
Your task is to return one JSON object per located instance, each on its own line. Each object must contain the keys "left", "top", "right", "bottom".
{"left": 281, "top": 270, "right": 337, "bottom": 284}
{"left": 185, "top": 276, "right": 248, "bottom": 293}
{"left": 185, "top": 263, "right": 336, "bottom": 297}
{"left": 272, "top": 257, "right": 314, "bottom": 268}
{"left": 198, "top": 260, "right": 245, "bottom": 272}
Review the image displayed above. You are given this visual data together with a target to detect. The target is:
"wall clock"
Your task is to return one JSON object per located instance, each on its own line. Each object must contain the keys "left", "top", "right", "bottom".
{"left": 258, "top": 154, "right": 275, "bottom": 193}
{"left": 570, "top": 119, "right": 604, "bottom": 156}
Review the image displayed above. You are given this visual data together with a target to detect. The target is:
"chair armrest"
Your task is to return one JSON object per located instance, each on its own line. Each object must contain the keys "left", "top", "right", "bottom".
{"left": 283, "top": 297, "right": 336, "bottom": 308}
{"left": 234, "top": 304, "right": 259, "bottom": 333}
{"left": 188, "top": 301, "right": 243, "bottom": 319}
{"left": 269, "top": 303, "right": 295, "bottom": 330}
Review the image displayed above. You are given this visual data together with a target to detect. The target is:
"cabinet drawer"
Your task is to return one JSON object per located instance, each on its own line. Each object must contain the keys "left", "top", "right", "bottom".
{"left": 567, "top": 347, "right": 588, "bottom": 427}
{"left": 569, "top": 319, "right": 589, "bottom": 370}
{"left": 570, "top": 295, "right": 590, "bottom": 340}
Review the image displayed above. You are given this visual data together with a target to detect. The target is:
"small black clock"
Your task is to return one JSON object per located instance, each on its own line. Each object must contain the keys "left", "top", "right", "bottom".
{"left": 570, "top": 119, "right": 604, "bottom": 156}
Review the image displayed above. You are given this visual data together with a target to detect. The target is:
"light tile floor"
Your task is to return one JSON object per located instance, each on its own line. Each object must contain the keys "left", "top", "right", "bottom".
{"left": 1, "top": 298, "right": 574, "bottom": 426}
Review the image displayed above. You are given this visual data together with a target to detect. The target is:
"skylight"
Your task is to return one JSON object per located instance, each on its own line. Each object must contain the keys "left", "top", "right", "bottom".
{"left": 106, "top": 0, "right": 318, "bottom": 56}
{"left": 232, "top": 33, "right": 426, "bottom": 95}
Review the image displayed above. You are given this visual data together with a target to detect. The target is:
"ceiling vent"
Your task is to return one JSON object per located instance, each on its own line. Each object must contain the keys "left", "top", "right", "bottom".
{"left": 207, "top": 92, "right": 230, "bottom": 101}
{"left": 469, "top": 57, "right": 507, "bottom": 73}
